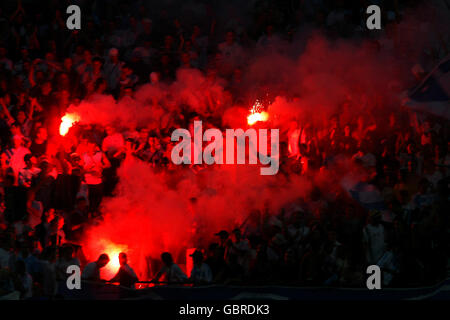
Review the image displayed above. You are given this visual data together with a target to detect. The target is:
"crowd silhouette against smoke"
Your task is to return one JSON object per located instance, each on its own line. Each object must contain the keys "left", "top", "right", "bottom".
{"left": 0, "top": 0, "right": 449, "bottom": 299}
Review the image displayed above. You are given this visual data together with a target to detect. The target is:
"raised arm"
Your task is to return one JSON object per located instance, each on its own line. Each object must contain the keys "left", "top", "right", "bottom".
{"left": 0, "top": 97, "right": 15, "bottom": 124}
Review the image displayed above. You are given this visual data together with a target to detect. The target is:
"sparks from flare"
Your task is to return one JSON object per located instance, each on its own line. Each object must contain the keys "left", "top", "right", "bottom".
{"left": 247, "top": 100, "right": 269, "bottom": 125}
{"left": 59, "top": 113, "right": 80, "bottom": 136}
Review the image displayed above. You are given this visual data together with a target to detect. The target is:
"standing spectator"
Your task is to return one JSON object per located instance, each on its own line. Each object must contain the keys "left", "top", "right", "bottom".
{"left": 81, "top": 140, "right": 111, "bottom": 215}
{"left": 103, "top": 48, "right": 122, "bottom": 95}
{"left": 362, "top": 211, "right": 386, "bottom": 265}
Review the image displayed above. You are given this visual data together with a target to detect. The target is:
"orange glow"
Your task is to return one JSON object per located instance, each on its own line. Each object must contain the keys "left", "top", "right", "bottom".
{"left": 97, "top": 239, "right": 128, "bottom": 280}
{"left": 247, "top": 100, "right": 269, "bottom": 125}
{"left": 59, "top": 113, "right": 80, "bottom": 136}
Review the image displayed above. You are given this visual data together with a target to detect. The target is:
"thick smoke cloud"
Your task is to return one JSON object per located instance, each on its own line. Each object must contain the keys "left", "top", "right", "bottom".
{"left": 83, "top": 157, "right": 312, "bottom": 279}
{"left": 76, "top": 3, "right": 448, "bottom": 279}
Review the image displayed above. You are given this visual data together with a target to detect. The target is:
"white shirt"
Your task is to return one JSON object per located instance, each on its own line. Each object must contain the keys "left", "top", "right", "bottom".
{"left": 82, "top": 262, "right": 100, "bottom": 280}
{"left": 0, "top": 248, "right": 11, "bottom": 269}
{"left": 4, "top": 146, "right": 31, "bottom": 176}
{"left": 19, "top": 167, "right": 41, "bottom": 187}
{"left": 190, "top": 263, "right": 213, "bottom": 284}
{"left": 83, "top": 152, "right": 103, "bottom": 185}
{"left": 40, "top": 260, "right": 57, "bottom": 296}
{"left": 102, "top": 133, "right": 124, "bottom": 155}
{"left": 363, "top": 224, "right": 385, "bottom": 264}
{"left": 20, "top": 273, "right": 33, "bottom": 299}
{"left": 159, "top": 263, "right": 188, "bottom": 283}
{"left": 377, "top": 250, "right": 397, "bottom": 286}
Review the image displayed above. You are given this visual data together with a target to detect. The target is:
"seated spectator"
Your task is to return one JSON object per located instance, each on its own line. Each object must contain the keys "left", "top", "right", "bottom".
{"left": 109, "top": 252, "right": 138, "bottom": 288}
{"left": 82, "top": 253, "right": 110, "bottom": 282}
{"left": 189, "top": 250, "right": 212, "bottom": 285}
{"left": 153, "top": 252, "right": 187, "bottom": 284}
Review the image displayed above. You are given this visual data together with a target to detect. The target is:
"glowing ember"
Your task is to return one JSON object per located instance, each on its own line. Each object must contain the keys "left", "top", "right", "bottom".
{"left": 247, "top": 100, "right": 269, "bottom": 125}
{"left": 59, "top": 113, "right": 80, "bottom": 136}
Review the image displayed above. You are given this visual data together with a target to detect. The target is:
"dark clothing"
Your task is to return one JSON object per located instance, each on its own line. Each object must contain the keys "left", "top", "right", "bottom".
{"left": 88, "top": 183, "right": 103, "bottom": 213}
{"left": 111, "top": 265, "right": 138, "bottom": 288}
{"left": 3, "top": 185, "right": 27, "bottom": 223}
{"left": 30, "top": 140, "right": 47, "bottom": 157}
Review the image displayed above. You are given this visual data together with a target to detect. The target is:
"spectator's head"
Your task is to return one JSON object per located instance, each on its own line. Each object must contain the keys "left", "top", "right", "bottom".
{"left": 232, "top": 67, "right": 242, "bottom": 82}
{"left": 41, "top": 81, "right": 52, "bottom": 95}
{"left": 0, "top": 46, "right": 7, "bottom": 59}
{"left": 225, "top": 30, "right": 235, "bottom": 45}
{"left": 207, "top": 243, "right": 218, "bottom": 257}
{"left": 16, "top": 110, "right": 26, "bottom": 124}
{"left": 59, "top": 90, "right": 70, "bottom": 105}
{"left": 161, "top": 252, "right": 173, "bottom": 266}
{"left": 70, "top": 153, "right": 82, "bottom": 167}
{"left": 87, "top": 140, "right": 98, "bottom": 154}
{"left": 109, "top": 48, "right": 119, "bottom": 63}
{"left": 215, "top": 230, "right": 229, "bottom": 242}
{"left": 63, "top": 57, "right": 73, "bottom": 71}
{"left": 83, "top": 49, "right": 93, "bottom": 64}
{"left": 150, "top": 72, "right": 160, "bottom": 85}
{"left": 75, "top": 45, "right": 84, "bottom": 56}
{"left": 181, "top": 52, "right": 191, "bottom": 67}
{"left": 35, "top": 70, "right": 45, "bottom": 83}
{"left": 192, "top": 25, "right": 201, "bottom": 37}
{"left": 45, "top": 52, "right": 55, "bottom": 62}
{"left": 97, "top": 254, "right": 110, "bottom": 268}
{"left": 92, "top": 57, "right": 103, "bottom": 72}
{"left": 164, "top": 35, "right": 174, "bottom": 50}
{"left": 232, "top": 228, "right": 241, "bottom": 242}
{"left": 61, "top": 245, "right": 74, "bottom": 261}
{"left": 35, "top": 127, "right": 48, "bottom": 142}
{"left": 105, "top": 125, "right": 116, "bottom": 136}
{"left": 58, "top": 72, "right": 70, "bottom": 88}
{"left": 190, "top": 250, "right": 203, "bottom": 265}
{"left": 118, "top": 252, "right": 127, "bottom": 266}
{"left": 122, "top": 63, "right": 133, "bottom": 77}
{"left": 142, "top": 18, "right": 152, "bottom": 33}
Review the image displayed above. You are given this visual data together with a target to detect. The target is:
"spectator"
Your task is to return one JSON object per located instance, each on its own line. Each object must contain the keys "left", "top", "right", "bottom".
{"left": 110, "top": 252, "right": 138, "bottom": 288}
{"left": 82, "top": 253, "right": 110, "bottom": 282}
{"left": 153, "top": 252, "right": 187, "bottom": 284}
{"left": 189, "top": 250, "right": 212, "bottom": 285}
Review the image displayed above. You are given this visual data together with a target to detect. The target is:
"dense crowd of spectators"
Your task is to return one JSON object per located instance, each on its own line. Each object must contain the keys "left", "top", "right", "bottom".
{"left": 0, "top": 0, "right": 449, "bottom": 299}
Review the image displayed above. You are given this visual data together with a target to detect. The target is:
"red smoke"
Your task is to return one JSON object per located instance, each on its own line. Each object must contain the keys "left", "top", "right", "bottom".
{"left": 73, "top": 10, "right": 445, "bottom": 279}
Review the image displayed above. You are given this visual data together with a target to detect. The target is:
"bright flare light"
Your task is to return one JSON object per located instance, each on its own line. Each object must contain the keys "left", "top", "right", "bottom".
{"left": 99, "top": 240, "right": 128, "bottom": 280}
{"left": 59, "top": 113, "right": 80, "bottom": 136}
{"left": 247, "top": 100, "right": 269, "bottom": 125}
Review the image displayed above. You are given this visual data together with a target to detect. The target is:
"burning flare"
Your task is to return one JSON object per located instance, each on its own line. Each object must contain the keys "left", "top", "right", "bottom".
{"left": 59, "top": 113, "right": 80, "bottom": 136}
{"left": 247, "top": 100, "right": 269, "bottom": 125}
{"left": 99, "top": 239, "right": 128, "bottom": 280}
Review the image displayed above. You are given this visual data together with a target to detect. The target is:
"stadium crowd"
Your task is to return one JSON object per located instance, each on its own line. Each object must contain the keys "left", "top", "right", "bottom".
{"left": 0, "top": 0, "right": 449, "bottom": 299}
